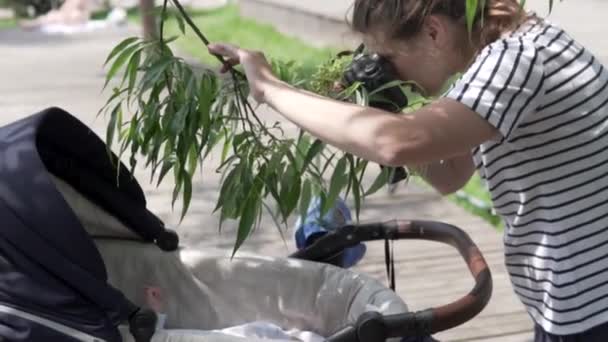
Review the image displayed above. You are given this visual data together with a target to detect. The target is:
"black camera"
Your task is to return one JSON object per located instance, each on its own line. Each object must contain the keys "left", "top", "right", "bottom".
{"left": 342, "top": 48, "right": 409, "bottom": 113}
{"left": 342, "top": 45, "right": 410, "bottom": 185}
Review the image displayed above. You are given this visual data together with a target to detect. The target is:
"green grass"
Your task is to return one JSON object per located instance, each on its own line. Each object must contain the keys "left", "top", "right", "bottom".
{"left": 0, "top": 16, "right": 15, "bottom": 29}
{"left": 461, "top": 174, "right": 492, "bottom": 203}
{"left": 413, "top": 174, "right": 502, "bottom": 229}
{"left": 450, "top": 174, "right": 503, "bottom": 229}
{"left": 165, "top": 4, "right": 337, "bottom": 76}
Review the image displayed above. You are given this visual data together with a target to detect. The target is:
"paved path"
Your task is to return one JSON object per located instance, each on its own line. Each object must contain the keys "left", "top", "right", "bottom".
{"left": 0, "top": 12, "right": 534, "bottom": 342}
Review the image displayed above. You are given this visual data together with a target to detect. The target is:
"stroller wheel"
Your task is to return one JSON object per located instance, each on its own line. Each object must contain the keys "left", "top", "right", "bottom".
{"left": 156, "top": 229, "right": 179, "bottom": 251}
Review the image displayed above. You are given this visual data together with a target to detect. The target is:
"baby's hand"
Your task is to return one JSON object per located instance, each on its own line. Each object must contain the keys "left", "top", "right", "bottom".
{"left": 144, "top": 286, "right": 164, "bottom": 313}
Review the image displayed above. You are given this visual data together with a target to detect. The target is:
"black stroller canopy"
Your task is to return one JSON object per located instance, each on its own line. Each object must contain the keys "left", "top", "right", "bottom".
{"left": 0, "top": 107, "right": 177, "bottom": 341}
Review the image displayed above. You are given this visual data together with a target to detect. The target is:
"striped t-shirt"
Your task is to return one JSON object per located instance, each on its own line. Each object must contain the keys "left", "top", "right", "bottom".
{"left": 444, "top": 16, "right": 608, "bottom": 335}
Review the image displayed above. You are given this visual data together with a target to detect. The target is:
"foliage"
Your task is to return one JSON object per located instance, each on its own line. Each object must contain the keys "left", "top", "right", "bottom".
{"left": 0, "top": 17, "right": 15, "bottom": 29}
{"left": 101, "top": 0, "right": 434, "bottom": 256}
{"left": 103, "top": 0, "right": 561, "bottom": 254}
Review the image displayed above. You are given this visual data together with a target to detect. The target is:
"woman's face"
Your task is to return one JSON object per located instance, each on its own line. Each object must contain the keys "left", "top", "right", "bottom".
{"left": 364, "top": 15, "right": 474, "bottom": 96}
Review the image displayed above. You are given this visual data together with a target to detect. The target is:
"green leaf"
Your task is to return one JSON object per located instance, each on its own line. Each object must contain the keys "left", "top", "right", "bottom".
{"left": 180, "top": 169, "right": 193, "bottom": 222}
{"left": 127, "top": 50, "right": 142, "bottom": 97}
{"left": 104, "top": 43, "right": 141, "bottom": 89}
{"left": 221, "top": 131, "right": 233, "bottom": 164}
{"left": 233, "top": 131, "right": 252, "bottom": 148}
{"left": 171, "top": 165, "right": 184, "bottom": 206}
{"left": 365, "top": 167, "right": 390, "bottom": 196}
{"left": 278, "top": 164, "right": 297, "bottom": 220}
{"left": 126, "top": 117, "right": 140, "bottom": 174}
{"left": 294, "top": 132, "right": 311, "bottom": 170}
{"left": 343, "top": 154, "right": 356, "bottom": 200}
{"left": 169, "top": 106, "right": 188, "bottom": 135}
{"left": 299, "top": 179, "right": 312, "bottom": 217}
{"left": 157, "top": 159, "right": 175, "bottom": 187}
{"left": 174, "top": 10, "right": 186, "bottom": 34}
{"left": 352, "top": 172, "right": 361, "bottom": 221}
{"left": 285, "top": 176, "right": 301, "bottom": 219}
{"left": 232, "top": 186, "right": 260, "bottom": 257}
{"left": 106, "top": 103, "right": 121, "bottom": 152}
{"left": 348, "top": 156, "right": 363, "bottom": 221}
{"left": 322, "top": 156, "right": 348, "bottom": 216}
{"left": 301, "top": 139, "right": 324, "bottom": 174}
{"left": 187, "top": 143, "right": 199, "bottom": 177}
{"left": 104, "top": 37, "right": 139, "bottom": 66}
{"left": 263, "top": 173, "right": 282, "bottom": 217}
{"left": 199, "top": 74, "right": 216, "bottom": 123}
{"left": 139, "top": 57, "right": 173, "bottom": 92}
{"left": 465, "top": 0, "right": 479, "bottom": 34}
{"left": 98, "top": 87, "right": 129, "bottom": 117}
{"left": 321, "top": 151, "right": 337, "bottom": 176}
{"left": 214, "top": 166, "right": 240, "bottom": 213}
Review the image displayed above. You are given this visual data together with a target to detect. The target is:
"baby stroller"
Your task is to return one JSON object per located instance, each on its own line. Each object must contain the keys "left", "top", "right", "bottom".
{"left": 0, "top": 107, "right": 492, "bottom": 342}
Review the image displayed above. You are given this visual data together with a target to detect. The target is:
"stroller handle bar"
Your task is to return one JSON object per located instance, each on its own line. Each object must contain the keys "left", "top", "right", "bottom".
{"left": 289, "top": 220, "right": 492, "bottom": 341}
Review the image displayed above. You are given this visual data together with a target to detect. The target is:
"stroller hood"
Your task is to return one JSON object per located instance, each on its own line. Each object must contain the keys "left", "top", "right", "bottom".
{"left": 0, "top": 107, "right": 177, "bottom": 341}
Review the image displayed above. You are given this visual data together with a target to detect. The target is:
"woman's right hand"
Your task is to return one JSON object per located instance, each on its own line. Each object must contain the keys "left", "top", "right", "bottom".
{"left": 208, "top": 43, "right": 282, "bottom": 104}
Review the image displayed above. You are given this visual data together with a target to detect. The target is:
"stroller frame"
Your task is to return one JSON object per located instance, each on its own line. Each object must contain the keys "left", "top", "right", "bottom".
{"left": 0, "top": 107, "right": 492, "bottom": 342}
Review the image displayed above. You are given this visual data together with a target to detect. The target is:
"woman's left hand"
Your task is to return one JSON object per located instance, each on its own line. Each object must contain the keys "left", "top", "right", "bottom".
{"left": 208, "top": 43, "right": 281, "bottom": 104}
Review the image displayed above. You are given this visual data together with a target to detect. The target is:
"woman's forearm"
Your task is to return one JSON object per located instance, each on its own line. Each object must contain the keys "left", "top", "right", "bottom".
{"left": 411, "top": 153, "right": 475, "bottom": 195}
{"left": 262, "top": 81, "right": 426, "bottom": 166}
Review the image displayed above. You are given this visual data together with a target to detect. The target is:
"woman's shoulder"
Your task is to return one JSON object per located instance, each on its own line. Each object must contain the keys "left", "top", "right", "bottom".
{"left": 492, "top": 16, "right": 577, "bottom": 54}
{"left": 476, "top": 15, "right": 584, "bottom": 68}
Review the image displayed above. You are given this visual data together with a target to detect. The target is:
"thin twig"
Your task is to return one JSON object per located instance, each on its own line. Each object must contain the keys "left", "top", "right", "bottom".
{"left": 170, "top": 0, "right": 245, "bottom": 78}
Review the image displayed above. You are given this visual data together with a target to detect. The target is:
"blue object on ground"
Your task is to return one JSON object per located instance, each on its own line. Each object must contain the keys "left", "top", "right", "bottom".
{"left": 294, "top": 196, "right": 366, "bottom": 268}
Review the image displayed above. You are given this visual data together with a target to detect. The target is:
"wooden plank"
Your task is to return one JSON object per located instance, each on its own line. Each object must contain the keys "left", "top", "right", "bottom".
{"left": 436, "top": 311, "right": 534, "bottom": 341}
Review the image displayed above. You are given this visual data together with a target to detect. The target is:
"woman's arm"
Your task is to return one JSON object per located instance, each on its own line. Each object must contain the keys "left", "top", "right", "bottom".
{"left": 412, "top": 153, "right": 476, "bottom": 195}
{"left": 263, "top": 80, "right": 498, "bottom": 166}
{"left": 209, "top": 43, "right": 499, "bottom": 167}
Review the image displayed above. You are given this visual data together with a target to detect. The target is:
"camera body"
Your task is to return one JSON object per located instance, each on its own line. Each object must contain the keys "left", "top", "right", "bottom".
{"left": 341, "top": 47, "right": 410, "bottom": 186}
{"left": 342, "top": 51, "right": 409, "bottom": 113}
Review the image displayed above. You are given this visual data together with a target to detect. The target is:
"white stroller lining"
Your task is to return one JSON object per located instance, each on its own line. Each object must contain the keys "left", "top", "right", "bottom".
{"left": 97, "top": 241, "right": 408, "bottom": 342}
{"left": 52, "top": 175, "right": 409, "bottom": 342}
{"left": 120, "top": 321, "right": 324, "bottom": 342}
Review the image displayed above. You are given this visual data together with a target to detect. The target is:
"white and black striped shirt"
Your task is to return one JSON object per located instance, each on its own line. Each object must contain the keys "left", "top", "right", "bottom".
{"left": 444, "top": 17, "right": 608, "bottom": 335}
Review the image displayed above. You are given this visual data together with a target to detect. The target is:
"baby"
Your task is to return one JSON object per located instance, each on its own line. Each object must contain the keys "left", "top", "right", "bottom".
{"left": 143, "top": 286, "right": 324, "bottom": 342}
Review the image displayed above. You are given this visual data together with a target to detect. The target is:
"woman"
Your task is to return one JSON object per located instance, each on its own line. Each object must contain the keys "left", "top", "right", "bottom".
{"left": 209, "top": 1, "right": 608, "bottom": 341}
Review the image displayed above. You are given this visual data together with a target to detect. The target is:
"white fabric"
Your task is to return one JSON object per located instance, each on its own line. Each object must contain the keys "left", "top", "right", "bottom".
{"left": 151, "top": 321, "right": 325, "bottom": 342}
{"left": 95, "top": 241, "right": 407, "bottom": 342}
{"left": 153, "top": 313, "right": 323, "bottom": 341}
{"left": 212, "top": 321, "right": 324, "bottom": 342}
{"left": 50, "top": 176, "right": 141, "bottom": 240}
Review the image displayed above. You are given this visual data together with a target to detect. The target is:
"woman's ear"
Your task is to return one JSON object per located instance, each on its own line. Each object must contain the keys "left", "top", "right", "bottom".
{"left": 423, "top": 15, "right": 450, "bottom": 48}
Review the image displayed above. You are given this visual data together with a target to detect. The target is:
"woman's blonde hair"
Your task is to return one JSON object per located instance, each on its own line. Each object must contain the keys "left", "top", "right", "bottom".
{"left": 350, "top": 0, "right": 530, "bottom": 47}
